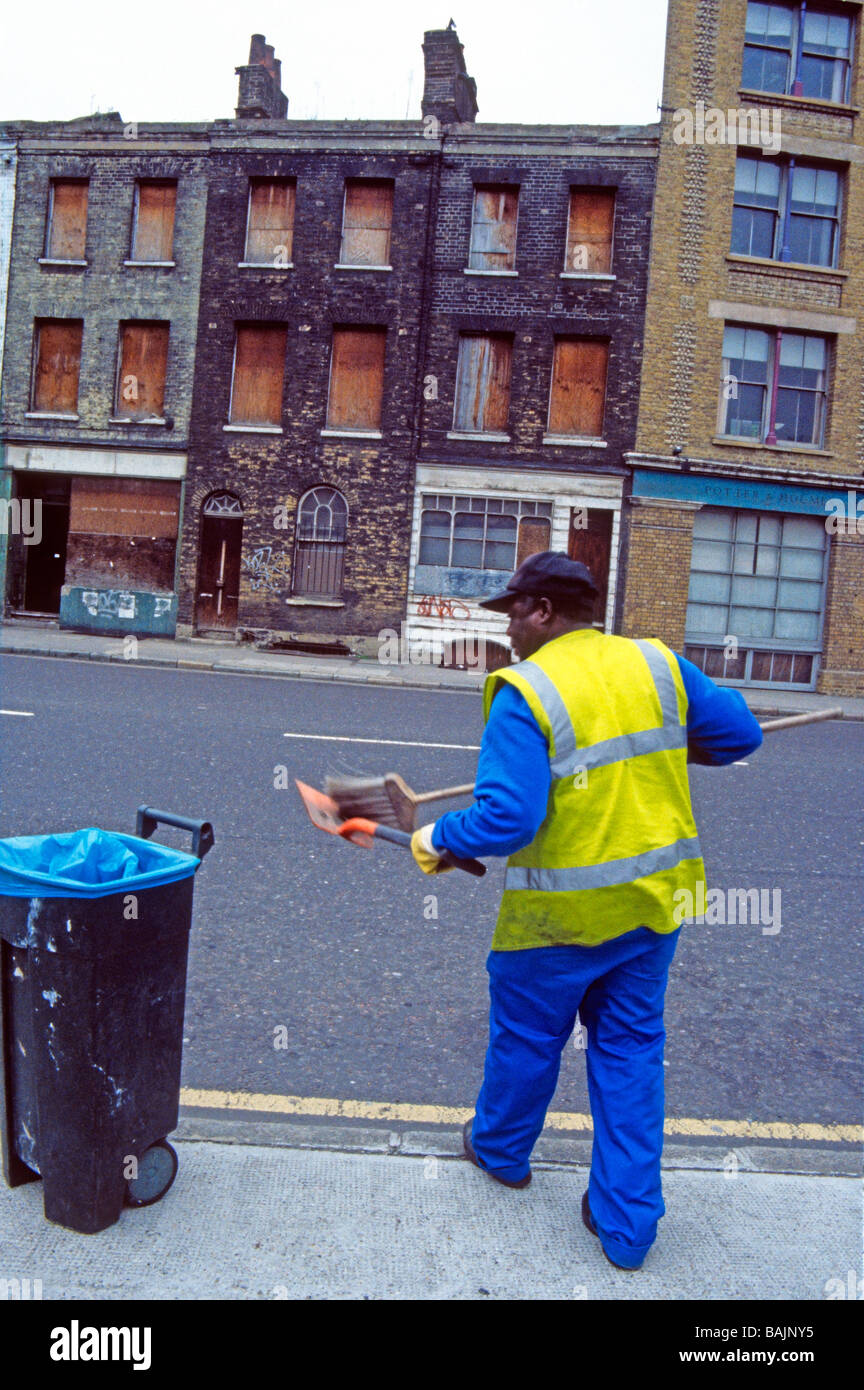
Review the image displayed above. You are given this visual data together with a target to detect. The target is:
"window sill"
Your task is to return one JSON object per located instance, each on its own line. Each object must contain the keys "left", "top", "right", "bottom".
{"left": 737, "top": 87, "right": 859, "bottom": 119}
{"left": 333, "top": 263, "right": 393, "bottom": 272}
{"left": 542, "top": 434, "right": 607, "bottom": 447}
{"left": 25, "top": 411, "right": 79, "bottom": 420}
{"left": 284, "top": 597, "right": 345, "bottom": 608}
{"left": 725, "top": 253, "right": 847, "bottom": 280}
{"left": 123, "top": 260, "right": 176, "bottom": 268}
{"left": 38, "top": 258, "right": 87, "bottom": 267}
{"left": 463, "top": 268, "right": 518, "bottom": 277}
{"left": 320, "top": 428, "right": 383, "bottom": 440}
{"left": 559, "top": 271, "right": 615, "bottom": 281}
{"left": 108, "top": 416, "right": 168, "bottom": 426}
{"left": 447, "top": 430, "right": 511, "bottom": 443}
{"left": 711, "top": 435, "right": 834, "bottom": 458}
{"left": 237, "top": 261, "right": 294, "bottom": 269}
{"left": 223, "top": 423, "right": 283, "bottom": 434}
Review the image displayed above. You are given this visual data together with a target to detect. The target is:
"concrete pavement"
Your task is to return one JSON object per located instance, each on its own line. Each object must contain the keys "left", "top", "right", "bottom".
{"left": 0, "top": 1118, "right": 859, "bottom": 1300}
{"left": 2, "top": 618, "right": 863, "bottom": 718}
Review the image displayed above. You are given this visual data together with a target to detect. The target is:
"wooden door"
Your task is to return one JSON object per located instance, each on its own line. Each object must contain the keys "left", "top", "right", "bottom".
{"left": 196, "top": 514, "right": 242, "bottom": 630}
{"left": 568, "top": 508, "right": 613, "bottom": 625}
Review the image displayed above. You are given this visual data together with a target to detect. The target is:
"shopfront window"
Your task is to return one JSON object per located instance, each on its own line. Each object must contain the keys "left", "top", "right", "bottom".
{"left": 418, "top": 495, "right": 552, "bottom": 572}
{"left": 684, "top": 506, "right": 827, "bottom": 688}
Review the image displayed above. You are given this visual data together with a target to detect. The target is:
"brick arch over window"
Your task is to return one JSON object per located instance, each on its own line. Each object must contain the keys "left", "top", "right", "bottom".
{"left": 292, "top": 486, "right": 348, "bottom": 597}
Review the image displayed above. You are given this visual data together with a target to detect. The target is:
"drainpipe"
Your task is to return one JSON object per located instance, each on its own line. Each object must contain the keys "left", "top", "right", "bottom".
{"left": 765, "top": 329, "right": 783, "bottom": 446}
{"left": 779, "top": 157, "right": 794, "bottom": 262}
{"left": 792, "top": 2, "right": 806, "bottom": 97}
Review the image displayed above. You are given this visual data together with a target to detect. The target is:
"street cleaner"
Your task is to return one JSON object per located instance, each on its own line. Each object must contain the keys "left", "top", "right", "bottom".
{"left": 409, "top": 551, "right": 763, "bottom": 1271}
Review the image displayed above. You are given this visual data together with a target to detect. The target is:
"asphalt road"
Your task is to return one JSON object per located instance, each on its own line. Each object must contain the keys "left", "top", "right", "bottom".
{"left": 0, "top": 653, "right": 861, "bottom": 1137}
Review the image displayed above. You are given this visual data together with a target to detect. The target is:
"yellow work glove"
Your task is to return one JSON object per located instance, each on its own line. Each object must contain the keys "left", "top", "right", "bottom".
{"left": 410, "top": 823, "right": 454, "bottom": 875}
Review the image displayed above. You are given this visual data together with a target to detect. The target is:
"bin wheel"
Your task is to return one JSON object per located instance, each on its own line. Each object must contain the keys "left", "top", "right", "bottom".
{"left": 124, "top": 1140, "right": 179, "bottom": 1208}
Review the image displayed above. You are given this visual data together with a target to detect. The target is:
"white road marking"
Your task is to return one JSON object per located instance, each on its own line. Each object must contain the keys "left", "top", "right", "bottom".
{"left": 0, "top": 709, "right": 34, "bottom": 717}
{"left": 284, "top": 732, "right": 480, "bottom": 750}
{"left": 733, "top": 760, "right": 749, "bottom": 766}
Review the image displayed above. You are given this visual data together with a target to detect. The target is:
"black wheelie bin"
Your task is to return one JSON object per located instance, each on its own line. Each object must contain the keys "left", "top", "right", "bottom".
{"left": 0, "top": 807, "right": 213, "bottom": 1234}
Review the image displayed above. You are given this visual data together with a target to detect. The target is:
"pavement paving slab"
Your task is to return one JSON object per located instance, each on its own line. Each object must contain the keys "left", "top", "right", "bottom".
{"left": 0, "top": 1139, "right": 858, "bottom": 1301}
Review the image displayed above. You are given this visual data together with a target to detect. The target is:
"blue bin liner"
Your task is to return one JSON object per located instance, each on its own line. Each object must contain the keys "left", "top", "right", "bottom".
{"left": 0, "top": 827, "right": 200, "bottom": 899}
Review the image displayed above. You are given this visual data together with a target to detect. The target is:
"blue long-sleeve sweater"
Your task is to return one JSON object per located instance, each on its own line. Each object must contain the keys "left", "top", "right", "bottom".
{"left": 431, "top": 651, "right": 764, "bottom": 862}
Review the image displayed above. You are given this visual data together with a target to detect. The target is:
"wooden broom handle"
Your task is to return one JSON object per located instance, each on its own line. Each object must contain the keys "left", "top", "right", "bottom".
{"left": 414, "top": 709, "right": 842, "bottom": 805}
{"left": 759, "top": 707, "right": 842, "bottom": 732}
{"left": 413, "top": 783, "right": 476, "bottom": 804}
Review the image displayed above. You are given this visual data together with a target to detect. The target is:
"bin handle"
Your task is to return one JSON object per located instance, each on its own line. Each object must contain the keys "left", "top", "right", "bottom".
{"left": 136, "top": 806, "right": 215, "bottom": 861}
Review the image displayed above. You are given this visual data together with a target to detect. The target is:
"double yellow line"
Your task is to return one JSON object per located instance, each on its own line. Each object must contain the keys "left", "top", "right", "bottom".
{"left": 180, "top": 1088, "right": 861, "bottom": 1145}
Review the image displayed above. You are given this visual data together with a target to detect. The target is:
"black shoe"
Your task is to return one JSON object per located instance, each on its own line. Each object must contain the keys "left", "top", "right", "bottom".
{"left": 462, "top": 1118, "right": 531, "bottom": 1189}
{"left": 581, "top": 1190, "right": 642, "bottom": 1271}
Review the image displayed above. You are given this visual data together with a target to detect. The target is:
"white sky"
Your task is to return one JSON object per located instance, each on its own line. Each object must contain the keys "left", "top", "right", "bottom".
{"left": 1, "top": 0, "right": 670, "bottom": 126}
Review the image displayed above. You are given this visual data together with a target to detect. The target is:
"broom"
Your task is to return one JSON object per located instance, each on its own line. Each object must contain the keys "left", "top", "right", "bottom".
{"left": 324, "top": 707, "right": 842, "bottom": 831}
{"left": 323, "top": 773, "right": 474, "bottom": 833}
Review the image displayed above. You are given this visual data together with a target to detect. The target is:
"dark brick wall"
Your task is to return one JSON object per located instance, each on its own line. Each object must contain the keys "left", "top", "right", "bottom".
{"left": 419, "top": 142, "right": 657, "bottom": 482}
{"left": 178, "top": 132, "right": 438, "bottom": 638}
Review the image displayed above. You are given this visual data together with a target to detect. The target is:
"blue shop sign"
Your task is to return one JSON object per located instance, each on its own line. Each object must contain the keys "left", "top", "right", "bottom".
{"left": 632, "top": 469, "right": 846, "bottom": 517}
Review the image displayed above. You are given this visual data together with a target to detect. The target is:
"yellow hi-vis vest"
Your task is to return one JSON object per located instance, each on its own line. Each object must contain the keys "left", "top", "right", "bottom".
{"left": 483, "top": 628, "right": 706, "bottom": 950}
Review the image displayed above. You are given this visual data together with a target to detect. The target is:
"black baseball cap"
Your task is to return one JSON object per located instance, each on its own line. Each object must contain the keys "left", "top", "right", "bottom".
{"left": 479, "top": 551, "right": 599, "bottom": 612}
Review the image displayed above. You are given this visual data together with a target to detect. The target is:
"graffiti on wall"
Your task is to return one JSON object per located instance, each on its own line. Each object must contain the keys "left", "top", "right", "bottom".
{"left": 243, "top": 546, "right": 293, "bottom": 593}
{"left": 415, "top": 594, "right": 472, "bottom": 620}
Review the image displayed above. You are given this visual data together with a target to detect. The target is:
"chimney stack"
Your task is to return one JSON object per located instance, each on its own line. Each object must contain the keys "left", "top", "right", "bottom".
{"left": 421, "top": 25, "right": 478, "bottom": 126}
{"left": 235, "top": 34, "right": 288, "bottom": 119}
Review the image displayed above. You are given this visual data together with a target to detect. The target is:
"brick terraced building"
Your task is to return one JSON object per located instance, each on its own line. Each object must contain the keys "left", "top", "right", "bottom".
{"left": 176, "top": 41, "right": 439, "bottom": 649}
{"left": 622, "top": 0, "right": 864, "bottom": 695}
{"left": 177, "top": 29, "right": 658, "bottom": 662}
{"left": 0, "top": 28, "right": 658, "bottom": 660}
{"left": 0, "top": 111, "right": 210, "bottom": 635}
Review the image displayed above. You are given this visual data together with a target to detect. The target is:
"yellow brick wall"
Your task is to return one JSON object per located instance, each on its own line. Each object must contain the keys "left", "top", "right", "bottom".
{"left": 620, "top": 500, "right": 698, "bottom": 648}
{"left": 625, "top": 0, "right": 864, "bottom": 693}
{"left": 819, "top": 527, "right": 864, "bottom": 694}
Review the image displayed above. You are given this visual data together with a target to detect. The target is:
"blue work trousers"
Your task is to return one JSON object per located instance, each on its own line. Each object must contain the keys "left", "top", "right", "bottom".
{"left": 471, "top": 925, "right": 682, "bottom": 1268}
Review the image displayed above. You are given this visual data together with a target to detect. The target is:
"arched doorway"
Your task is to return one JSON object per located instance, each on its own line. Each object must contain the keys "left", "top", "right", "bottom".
{"left": 195, "top": 492, "right": 243, "bottom": 631}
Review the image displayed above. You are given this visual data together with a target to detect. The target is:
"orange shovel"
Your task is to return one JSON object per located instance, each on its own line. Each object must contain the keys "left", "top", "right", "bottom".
{"left": 294, "top": 780, "right": 486, "bottom": 878}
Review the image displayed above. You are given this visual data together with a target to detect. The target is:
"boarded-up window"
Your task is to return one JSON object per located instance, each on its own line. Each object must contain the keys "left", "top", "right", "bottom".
{"left": 66, "top": 477, "right": 180, "bottom": 590}
{"left": 69, "top": 476, "right": 180, "bottom": 538}
{"left": 229, "top": 324, "right": 287, "bottom": 425}
{"left": 339, "top": 181, "right": 394, "bottom": 266}
{"left": 469, "top": 186, "right": 518, "bottom": 271}
{"left": 131, "top": 182, "right": 177, "bottom": 261}
{"left": 326, "top": 328, "right": 386, "bottom": 430}
{"left": 548, "top": 337, "right": 608, "bottom": 437}
{"left": 45, "top": 181, "right": 88, "bottom": 260}
{"left": 516, "top": 515, "right": 552, "bottom": 567}
{"left": 245, "top": 179, "right": 296, "bottom": 265}
{"left": 115, "top": 322, "right": 170, "bottom": 421}
{"left": 565, "top": 190, "right": 615, "bottom": 273}
{"left": 453, "top": 333, "right": 512, "bottom": 433}
{"left": 32, "top": 319, "right": 83, "bottom": 413}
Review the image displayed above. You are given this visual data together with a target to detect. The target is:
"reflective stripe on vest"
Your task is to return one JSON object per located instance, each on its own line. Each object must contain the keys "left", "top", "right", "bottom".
{"left": 515, "top": 637, "right": 686, "bottom": 779}
{"left": 504, "top": 834, "right": 702, "bottom": 893}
